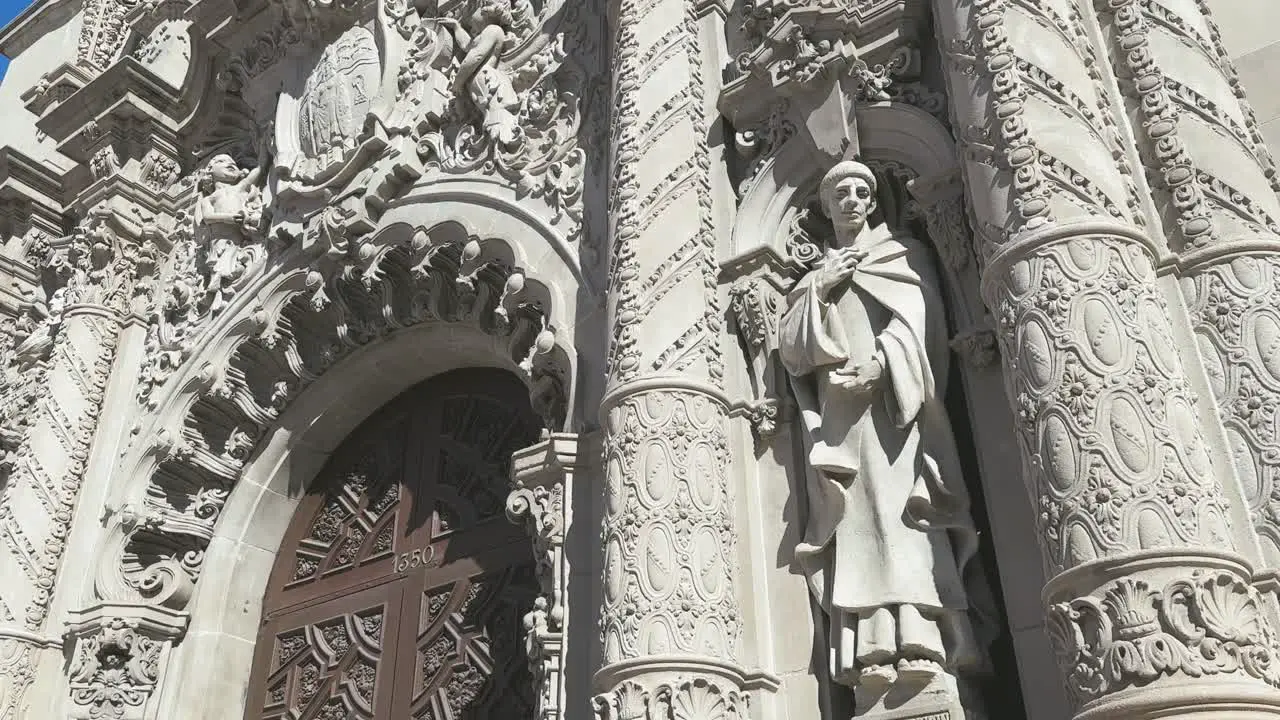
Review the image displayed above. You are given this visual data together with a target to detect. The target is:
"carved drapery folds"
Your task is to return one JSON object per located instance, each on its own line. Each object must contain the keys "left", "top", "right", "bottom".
{"left": 508, "top": 433, "right": 590, "bottom": 720}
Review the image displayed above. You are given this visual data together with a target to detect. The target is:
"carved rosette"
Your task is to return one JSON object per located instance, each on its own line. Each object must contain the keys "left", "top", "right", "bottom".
{"left": 1046, "top": 550, "right": 1280, "bottom": 715}
{"left": 986, "top": 226, "right": 1230, "bottom": 572}
{"left": 601, "top": 390, "right": 740, "bottom": 663}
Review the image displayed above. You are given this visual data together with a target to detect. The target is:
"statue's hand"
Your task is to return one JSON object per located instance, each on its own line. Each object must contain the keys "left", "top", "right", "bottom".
{"left": 816, "top": 247, "right": 866, "bottom": 297}
{"left": 832, "top": 356, "right": 884, "bottom": 394}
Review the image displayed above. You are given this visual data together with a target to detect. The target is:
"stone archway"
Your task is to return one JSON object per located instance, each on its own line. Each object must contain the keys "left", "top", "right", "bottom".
{"left": 58, "top": 196, "right": 586, "bottom": 720}
{"left": 243, "top": 368, "right": 540, "bottom": 720}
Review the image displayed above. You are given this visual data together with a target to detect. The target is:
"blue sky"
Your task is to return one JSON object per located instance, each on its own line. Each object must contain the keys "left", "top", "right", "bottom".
{"left": 0, "top": 0, "right": 31, "bottom": 80}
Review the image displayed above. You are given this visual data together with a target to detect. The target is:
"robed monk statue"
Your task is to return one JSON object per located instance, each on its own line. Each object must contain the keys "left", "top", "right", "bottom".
{"left": 779, "top": 160, "right": 983, "bottom": 692}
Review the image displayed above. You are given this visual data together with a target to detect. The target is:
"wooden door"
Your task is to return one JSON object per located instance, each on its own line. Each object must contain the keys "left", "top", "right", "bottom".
{"left": 244, "top": 369, "right": 540, "bottom": 720}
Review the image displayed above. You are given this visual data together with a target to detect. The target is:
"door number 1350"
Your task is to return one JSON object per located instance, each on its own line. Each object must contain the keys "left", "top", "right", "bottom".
{"left": 394, "top": 545, "right": 438, "bottom": 573}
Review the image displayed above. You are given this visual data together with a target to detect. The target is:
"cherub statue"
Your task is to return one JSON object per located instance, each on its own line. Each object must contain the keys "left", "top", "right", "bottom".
{"left": 195, "top": 147, "right": 268, "bottom": 314}
{"left": 440, "top": 1, "right": 521, "bottom": 147}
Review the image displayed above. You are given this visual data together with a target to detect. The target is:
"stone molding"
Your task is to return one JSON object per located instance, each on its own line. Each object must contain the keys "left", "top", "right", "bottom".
{"left": 1046, "top": 550, "right": 1280, "bottom": 717}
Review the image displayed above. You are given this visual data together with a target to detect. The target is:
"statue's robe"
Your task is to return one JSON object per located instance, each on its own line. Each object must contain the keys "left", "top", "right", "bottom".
{"left": 778, "top": 224, "right": 979, "bottom": 684}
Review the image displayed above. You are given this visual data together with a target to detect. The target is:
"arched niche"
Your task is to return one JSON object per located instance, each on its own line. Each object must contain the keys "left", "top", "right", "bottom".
{"left": 723, "top": 100, "right": 1047, "bottom": 714}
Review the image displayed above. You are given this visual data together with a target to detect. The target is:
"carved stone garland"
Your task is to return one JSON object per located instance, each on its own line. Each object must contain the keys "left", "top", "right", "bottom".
{"left": 1091, "top": 0, "right": 1280, "bottom": 578}
{"left": 97, "top": 225, "right": 567, "bottom": 616}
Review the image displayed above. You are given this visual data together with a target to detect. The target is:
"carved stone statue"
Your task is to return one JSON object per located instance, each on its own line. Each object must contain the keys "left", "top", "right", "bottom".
{"left": 12, "top": 286, "right": 67, "bottom": 369}
{"left": 778, "top": 160, "right": 981, "bottom": 691}
{"left": 195, "top": 152, "right": 267, "bottom": 314}
{"left": 441, "top": 1, "right": 521, "bottom": 146}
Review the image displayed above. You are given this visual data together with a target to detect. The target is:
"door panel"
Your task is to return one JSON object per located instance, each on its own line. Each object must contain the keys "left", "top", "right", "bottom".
{"left": 245, "top": 369, "right": 540, "bottom": 720}
{"left": 248, "top": 582, "right": 405, "bottom": 720}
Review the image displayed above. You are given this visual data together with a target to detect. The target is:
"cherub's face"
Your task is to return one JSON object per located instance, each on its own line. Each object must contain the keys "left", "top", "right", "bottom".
{"left": 208, "top": 155, "right": 240, "bottom": 183}
{"left": 825, "top": 176, "right": 875, "bottom": 236}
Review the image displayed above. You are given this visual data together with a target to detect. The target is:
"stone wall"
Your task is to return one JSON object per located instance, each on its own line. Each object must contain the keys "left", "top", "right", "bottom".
{"left": 1210, "top": 0, "right": 1280, "bottom": 153}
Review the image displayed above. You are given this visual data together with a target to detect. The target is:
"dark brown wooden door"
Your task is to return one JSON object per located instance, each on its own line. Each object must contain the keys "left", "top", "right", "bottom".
{"left": 245, "top": 369, "right": 540, "bottom": 720}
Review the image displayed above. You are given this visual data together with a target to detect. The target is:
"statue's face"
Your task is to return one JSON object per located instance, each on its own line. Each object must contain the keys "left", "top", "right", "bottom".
{"left": 208, "top": 155, "right": 240, "bottom": 183}
{"left": 826, "top": 175, "right": 874, "bottom": 237}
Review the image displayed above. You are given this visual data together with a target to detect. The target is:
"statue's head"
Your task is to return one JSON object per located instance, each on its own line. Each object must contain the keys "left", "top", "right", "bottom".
{"left": 199, "top": 154, "right": 243, "bottom": 192}
{"left": 819, "top": 160, "right": 877, "bottom": 240}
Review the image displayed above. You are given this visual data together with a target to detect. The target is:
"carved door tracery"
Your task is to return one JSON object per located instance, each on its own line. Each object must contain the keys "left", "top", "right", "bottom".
{"left": 245, "top": 369, "right": 540, "bottom": 720}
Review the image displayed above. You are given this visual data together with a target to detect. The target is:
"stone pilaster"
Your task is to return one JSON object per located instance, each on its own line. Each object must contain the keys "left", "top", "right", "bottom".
{"left": 509, "top": 433, "right": 592, "bottom": 720}
{"left": 594, "top": 0, "right": 766, "bottom": 714}
{"left": 0, "top": 209, "right": 155, "bottom": 718}
{"left": 932, "top": 0, "right": 1280, "bottom": 716}
{"left": 1087, "top": 0, "right": 1280, "bottom": 572}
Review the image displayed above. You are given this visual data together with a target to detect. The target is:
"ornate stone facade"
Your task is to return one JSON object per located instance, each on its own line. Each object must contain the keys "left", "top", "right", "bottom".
{"left": 3, "top": 0, "right": 1280, "bottom": 718}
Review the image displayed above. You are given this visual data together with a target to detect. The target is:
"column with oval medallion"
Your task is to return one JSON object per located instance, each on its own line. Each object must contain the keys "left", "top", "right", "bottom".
{"left": 932, "top": 0, "right": 1280, "bottom": 717}
{"left": 1086, "top": 0, "right": 1280, "bottom": 577}
{"left": 592, "top": 1, "right": 772, "bottom": 718}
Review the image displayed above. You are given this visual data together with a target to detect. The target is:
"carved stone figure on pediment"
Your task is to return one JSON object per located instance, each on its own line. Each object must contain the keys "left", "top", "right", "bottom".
{"left": 777, "top": 160, "right": 983, "bottom": 691}
{"left": 195, "top": 149, "right": 268, "bottom": 314}
{"left": 441, "top": 1, "right": 522, "bottom": 147}
{"left": 11, "top": 285, "right": 66, "bottom": 370}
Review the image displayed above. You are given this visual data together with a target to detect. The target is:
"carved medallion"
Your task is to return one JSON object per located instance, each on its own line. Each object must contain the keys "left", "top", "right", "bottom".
{"left": 280, "top": 25, "right": 383, "bottom": 185}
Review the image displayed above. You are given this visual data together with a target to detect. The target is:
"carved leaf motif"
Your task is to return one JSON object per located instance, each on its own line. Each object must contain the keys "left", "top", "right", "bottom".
{"left": 688, "top": 443, "right": 718, "bottom": 508}
{"left": 1198, "top": 334, "right": 1227, "bottom": 397}
{"left": 1226, "top": 427, "right": 1261, "bottom": 504}
{"left": 1230, "top": 257, "right": 1263, "bottom": 289}
{"left": 641, "top": 441, "right": 673, "bottom": 504}
{"left": 1168, "top": 399, "right": 1212, "bottom": 478}
{"left": 692, "top": 527, "right": 725, "bottom": 599}
{"left": 1106, "top": 396, "right": 1152, "bottom": 475}
{"left": 1143, "top": 300, "right": 1179, "bottom": 372}
{"left": 1066, "top": 238, "right": 1099, "bottom": 272}
{"left": 1082, "top": 298, "right": 1123, "bottom": 366}
{"left": 1020, "top": 321, "right": 1055, "bottom": 390}
{"left": 604, "top": 537, "right": 625, "bottom": 605}
{"left": 1251, "top": 313, "right": 1280, "bottom": 383}
{"left": 643, "top": 526, "right": 675, "bottom": 596}
{"left": 1042, "top": 415, "right": 1079, "bottom": 492}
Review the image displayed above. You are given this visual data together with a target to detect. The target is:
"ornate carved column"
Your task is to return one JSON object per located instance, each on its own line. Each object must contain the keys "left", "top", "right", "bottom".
{"left": 593, "top": 0, "right": 771, "bottom": 716}
{"left": 0, "top": 209, "right": 155, "bottom": 718}
{"left": 1085, "top": 0, "right": 1280, "bottom": 573}
{"left": 932, "top": 0, "right": 1280, "bottom": 717}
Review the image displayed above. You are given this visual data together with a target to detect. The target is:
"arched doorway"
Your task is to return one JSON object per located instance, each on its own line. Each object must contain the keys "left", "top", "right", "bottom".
{"left": 244, "top": 368, "right": 541, "bottom": 719}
